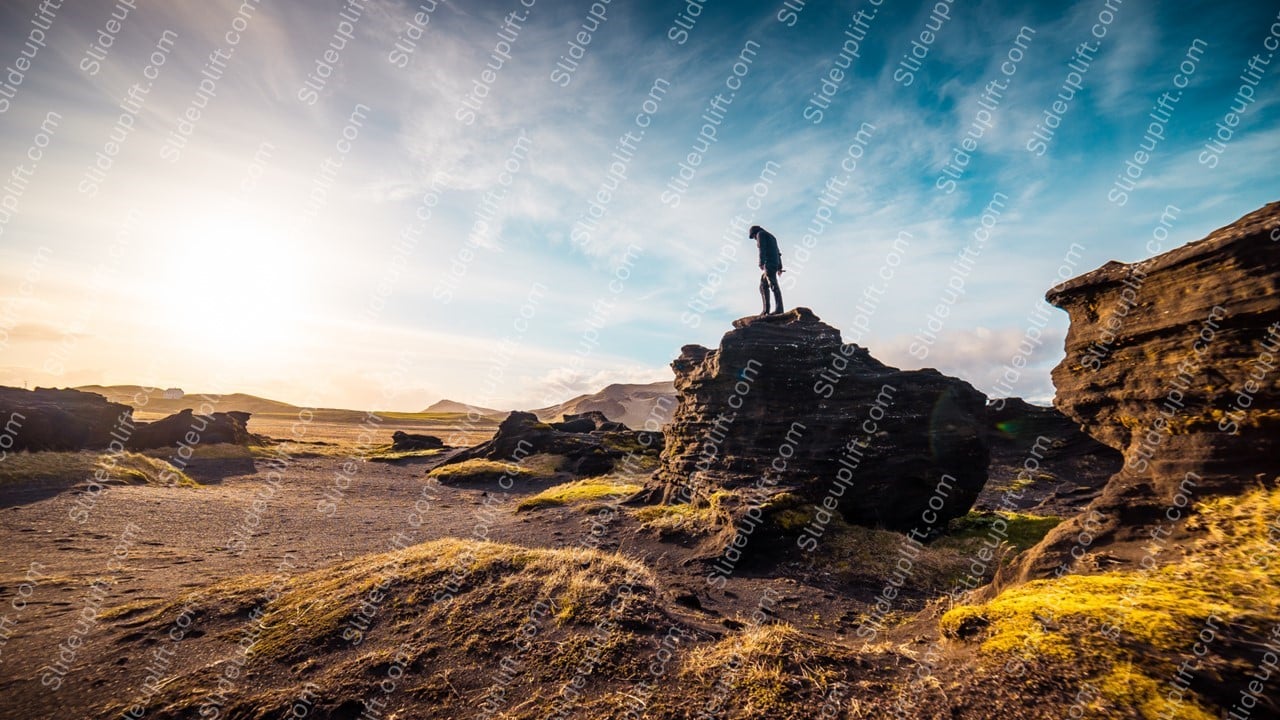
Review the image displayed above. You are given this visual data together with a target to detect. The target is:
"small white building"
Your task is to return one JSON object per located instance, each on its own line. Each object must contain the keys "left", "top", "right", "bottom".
{"left": 163, "top": 387, "right": 184, "bottom": 400}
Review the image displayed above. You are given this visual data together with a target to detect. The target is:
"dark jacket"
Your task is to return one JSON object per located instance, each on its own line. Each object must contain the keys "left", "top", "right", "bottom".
{"left": 756, "top": 229, "right": 782, "bottom": 270}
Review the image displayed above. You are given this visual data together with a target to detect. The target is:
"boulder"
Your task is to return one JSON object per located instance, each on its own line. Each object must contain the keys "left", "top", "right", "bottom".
{"left": 0, "top": 386, "right": 133, "bottom": 451}
{"left": 656, "top": 307, "right": 989, "bottom": 534}
{"left": 391, "top": 431, "right": 444, "bottom": 451}
{"left": 999, "top": 201, "right": 1280, "bottom": 584}
{"left": 550, "top": 411, "right": 629, "bottom": 433}
{"left": 440, "top": 410, "right": 654, "bottom": 479}
{"left": 127, "top": 408, "right": 254, "bottom": 450}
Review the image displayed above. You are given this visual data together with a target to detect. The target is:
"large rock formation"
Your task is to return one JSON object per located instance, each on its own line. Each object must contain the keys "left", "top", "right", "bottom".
{"left": 1049, "top": 202, "right": 1280, "bottom": 492}
{"left": 1001, "top": 201, "right": 1280, "bottom": 583}
{"left": 440, "top": 410, "right": 659, "bottom": 479}
{"left": 127, "top": 409, "right": 255, "bottom": 450}
{"left": 0, "top": 387, "right": 132, "bottom": 451}
{"left": 657, "top": 307, "right": 989, "bottom": 534}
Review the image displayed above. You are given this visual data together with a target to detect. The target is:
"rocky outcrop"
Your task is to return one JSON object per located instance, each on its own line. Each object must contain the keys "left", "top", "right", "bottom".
{"left": 1000, "top": 201, "right": 1280, "bottom": 584}
{"left": 127, "top": 409, "right": 254, "bottom": 450}
{"left": 550, "top": 411, "right": 628, "bottom": 433}
{"left": 391, "top": 431, "right": 445, "bottom": 451}
{"left": 441, "top": 410, "right": 659, "bottom": 479}
{"left": 657, "top": 307, "right": 989, "bottom": 534}
{"left": 981, "top": 398, "right": 1121, "bottom": 515}
{"left": 1049, "top": 202, "right": 1280, "bottom": 492}
{"left": 0, "top": 386, "right": 132, "bottom": 451}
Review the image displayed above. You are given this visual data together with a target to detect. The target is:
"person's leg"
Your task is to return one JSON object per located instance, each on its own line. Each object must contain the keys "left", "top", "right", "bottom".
{"left": 759, "top": 273, "right": 772, "bottom": 315}
{"left": 765, "top": 268, "right": 783, "bottom": 314}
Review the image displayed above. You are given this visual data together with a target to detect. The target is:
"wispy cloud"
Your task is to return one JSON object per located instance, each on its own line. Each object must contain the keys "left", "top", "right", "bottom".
{"left": 0, "top": 0, "right": 1275, "bottom": 410}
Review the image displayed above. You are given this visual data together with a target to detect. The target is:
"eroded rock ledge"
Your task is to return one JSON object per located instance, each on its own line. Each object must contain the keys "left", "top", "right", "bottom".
{"left": 1001, "top": 200, "right": 1280, "bottom": 584}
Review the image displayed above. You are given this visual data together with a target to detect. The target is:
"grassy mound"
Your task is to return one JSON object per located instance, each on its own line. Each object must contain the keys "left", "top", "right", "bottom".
{"left": 102, "top": 537, "right": 872, "bottom": 720}
{"left": 941, "top": 484, "right": 1280, "bottom": 718}
{"left": 427, "top": 453, "right": 563, "bottom": 484}
{"left": 683, "top": 623, "right": 855, "bottom": 719}
{"left": 427, "top": 458, "right": 535, "bottom": 483}
{"left": 945, "top": 510, "right": 1063, "bottom": 551}
{"left": 517, "top": 477, "right": 643, "bottom": 511}
{"left": 107, "top": 539, "right": 679, "bottom": 719}
{"left": 0, "top": 450, "right": 196, "bottom": 487}
{"left": 634, "top": 490, "right": 734, "bottom": 536}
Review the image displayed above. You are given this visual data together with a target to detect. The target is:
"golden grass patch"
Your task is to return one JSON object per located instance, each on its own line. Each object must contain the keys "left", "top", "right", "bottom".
{"left": 0, "top": 450, "right": 196, "bottom": 487}
{"left": 941, "top": 484, "right": 1280, "bottom": 719}
{"left": 517, "top": 477, "right": 643, "bottom": 511}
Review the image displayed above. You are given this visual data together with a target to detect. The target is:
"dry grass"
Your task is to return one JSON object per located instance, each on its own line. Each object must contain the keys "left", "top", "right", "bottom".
{"left": 682, "top": 623, "right": 853, "bottom": 718}
{"left": 427, "top": 453, "right": 563, "bottom": 484}
{"left": 517, "top": 477, "right": 644, "bottom": 511}
{"left": 634, "top": 490, "right": 734, "bottom": 535}
{"left": 941, "top": 484, "right": 1280, "bottom": 719}
{"left": 139, "top": 443, "right": 255, "bottom": 461}
{"left": 427, "top": 458, "right": 534, "bottom": 483}
{"left": 116, "top": 538, "right": 656, "bottom": 667}
{"left": 0, "top": 450, "right": 196, "bottom": 487}
{"left": 366, "top": 445, "right": 447, "bottom": 463}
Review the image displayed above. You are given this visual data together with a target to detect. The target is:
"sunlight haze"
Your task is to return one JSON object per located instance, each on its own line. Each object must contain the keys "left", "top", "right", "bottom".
{"left": 1, "top": 0, "right": 1277, "bottom": 411}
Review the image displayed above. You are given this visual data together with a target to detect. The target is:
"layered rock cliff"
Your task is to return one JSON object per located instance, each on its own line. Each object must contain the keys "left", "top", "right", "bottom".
{"left": 1002, "top": 201, "right": 1280, "bottom": 582}
{"left": 656, "top": 307, "right": 989, "bottom": 535}
{"left": 0, "top": 387, "right": 132, "bottom": 451}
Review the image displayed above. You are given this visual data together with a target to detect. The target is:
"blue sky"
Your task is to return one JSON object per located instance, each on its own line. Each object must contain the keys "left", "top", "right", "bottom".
{"left": 0, "top": 0, "right": 1277, "bottom": 411}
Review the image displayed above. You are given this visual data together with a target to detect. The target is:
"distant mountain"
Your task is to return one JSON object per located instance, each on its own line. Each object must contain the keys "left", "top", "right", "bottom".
{"left": 422, "top": 399, "right": 505, "bottom": 416}
{"left": 75, "top": 385, "right": 300, "bottom": 415}
{"left": 75, "top": 380, "right": 678, "bottom": 428}
{"left": 534, "top": 381, "right": 676, "bottom": 430}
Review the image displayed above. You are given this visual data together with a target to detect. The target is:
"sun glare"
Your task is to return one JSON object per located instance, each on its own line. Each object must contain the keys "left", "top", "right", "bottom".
{"left": 150, "top": 211, "right": 310, "bottom": 364}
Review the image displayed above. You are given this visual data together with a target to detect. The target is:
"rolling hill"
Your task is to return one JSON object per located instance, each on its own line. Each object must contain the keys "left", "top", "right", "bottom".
{"left": 533, "top": 380, "right": 676, "bottom": 430}
{"left": 421, "top": 398, "right": 505, "bottom": 416}
{"left": 75, "top": 385, "right": 300, "bottom": 415}
{"left": 78, "top": 380, "right": 679, "bottom": 431}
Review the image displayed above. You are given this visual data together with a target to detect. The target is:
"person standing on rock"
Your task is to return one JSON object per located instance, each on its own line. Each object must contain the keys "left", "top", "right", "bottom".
{"left": 750, "top": 225, "right": 784, "bottom": 316}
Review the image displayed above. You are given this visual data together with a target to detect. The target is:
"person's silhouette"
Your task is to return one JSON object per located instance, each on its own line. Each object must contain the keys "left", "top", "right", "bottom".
{"left": 750, "top": 225, "right": 784, "bottom": 316}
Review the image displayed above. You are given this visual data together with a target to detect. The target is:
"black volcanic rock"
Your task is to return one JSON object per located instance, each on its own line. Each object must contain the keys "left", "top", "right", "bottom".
{"left": 440, "top": 410, "right": 652, "bottom": 479}
{"left": 997, "top": 201, "right": 1280, "bottom": 585}
{"left": 986, "top": 397, "right": 1098, "bottom": 455}
{"left": 550, "top": 411, "right": 628, "bottom": 433}
{"left": 656, "top": 307, "right": 989, "bottom": 534}
{"left": 981, "top": 398, "right": 1122, "bottom": 514}
{"left": 391, "top": 431, "right": 444, "bottom": 451}
{"left": 1046, "top": 202, "right": 1280, "bottom": 495}
{"left": 127, "top": 409, "right": 254, "bottom": 450}
{"left": 0, "top": 386, "right": 132, "bottom": 451}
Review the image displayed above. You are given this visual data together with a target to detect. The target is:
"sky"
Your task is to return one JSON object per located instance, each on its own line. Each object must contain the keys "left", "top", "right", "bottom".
{"left": 0, "top": 0, "right": 1277, "bottom": 412}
